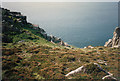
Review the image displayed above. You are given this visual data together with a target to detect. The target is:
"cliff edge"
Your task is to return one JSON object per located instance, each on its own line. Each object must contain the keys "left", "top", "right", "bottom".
{"left": 2, "top": 8, "right": 69, "bottom": 47}
{"left": 104, "top": 27, "right": 120, "bottom": 48}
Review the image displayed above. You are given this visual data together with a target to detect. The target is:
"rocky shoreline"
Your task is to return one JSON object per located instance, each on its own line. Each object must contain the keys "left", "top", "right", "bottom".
{"left": 2, "top": 7, "right": 119, "bottom": 80}
{"left": 2, "top": 8, "right": 70, "bottom": 47}
{"left": 2, "top": 8, "right": 120, "bottom": 49}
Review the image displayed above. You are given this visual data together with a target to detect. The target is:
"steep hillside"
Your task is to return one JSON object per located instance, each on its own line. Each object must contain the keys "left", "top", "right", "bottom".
{"left": 2, "top": 8, "right": 69, "bottom": 47}
{"left": 2, "top": 8, "right": 120, "bottom": 80}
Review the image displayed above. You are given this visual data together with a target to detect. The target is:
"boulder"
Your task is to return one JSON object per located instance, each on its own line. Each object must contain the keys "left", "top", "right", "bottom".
{"left": 104, "top": 27, "right": 120, "bottom": 48}
{"left": 65, "top": 63, "right": 117, "bottom": 80}
{"left": 104, "top": 39, "right": 112, "bottom": 47}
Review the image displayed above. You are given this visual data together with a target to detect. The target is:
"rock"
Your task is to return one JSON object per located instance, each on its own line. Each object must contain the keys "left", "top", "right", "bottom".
{"left": 65, "top": 65, "right": 84, "bottom": 77}
{"left": 102, "top": 72, "right": 117, "bottom": 81}
{"left": 104, "top": 27, "right": 120, "bottom": 48}
{"left": 84, "top": 46, "right": 87, "bottom": 49}
{"left": 2, "top": 8, "right": 69, "bottom": 47}
{"left": 18, "top": 40, "right": 25, "bottom": 43}
{"left": 88, "top": 45, "right": 94, "bottom": 49}
{"left": 39, "top": 27, "right": 46, "bottom": 33}
{"left": 65, "top": 63, "right": 117, "bottom": 80}
{"left": 84, "top": 45, "right": 94, "bottom": 49}
{"left": 9, "top": 12, "right": 21, "bottom": 15}
{"left": 104, "top": 39, "right": 112, "bottom": 47}
{"left": 60, "top": 41, "right": 65, "bottom": 46}
{"left": 97, "top": 60, "right": 107, "bottom": 65}
{"left": 46, "top": 35, "right": 69, "bottom": 46}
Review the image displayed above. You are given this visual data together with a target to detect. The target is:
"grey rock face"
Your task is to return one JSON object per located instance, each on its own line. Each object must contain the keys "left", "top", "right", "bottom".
{"left": 104, "top": 27, "right": 120, "bottom": 48}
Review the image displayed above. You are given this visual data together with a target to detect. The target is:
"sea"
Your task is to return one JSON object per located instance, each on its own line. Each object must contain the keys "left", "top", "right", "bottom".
{"left": 2, "top": 2, "right": 118, "bottom": 48}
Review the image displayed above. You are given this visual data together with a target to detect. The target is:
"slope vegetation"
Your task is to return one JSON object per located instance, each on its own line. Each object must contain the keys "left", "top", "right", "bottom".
{"left": 2, "top": 8, "right": 120, "bottom": 80}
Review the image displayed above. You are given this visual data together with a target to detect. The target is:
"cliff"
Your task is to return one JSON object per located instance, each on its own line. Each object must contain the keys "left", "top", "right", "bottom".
{"left": 2, "top": 8, "right": 119, "bottom": 80}
{"left": 2, "top": 8, "right": 69, "bottom": 47}
{"left": 104, "top": 27, "right": 120, "bottom": 48}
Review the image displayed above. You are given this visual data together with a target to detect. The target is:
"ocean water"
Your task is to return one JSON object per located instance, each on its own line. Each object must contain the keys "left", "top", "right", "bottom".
{"left": 2, "top": 2, "right": 118, "bottom": 48}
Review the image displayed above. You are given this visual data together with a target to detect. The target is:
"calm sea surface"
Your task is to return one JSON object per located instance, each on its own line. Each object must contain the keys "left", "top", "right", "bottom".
{"left": 2, "top": 2, "right": 118, "bottom": 48}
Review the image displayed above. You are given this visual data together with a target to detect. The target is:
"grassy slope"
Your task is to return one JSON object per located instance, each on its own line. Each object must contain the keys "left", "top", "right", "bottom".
{"left": 2, "top": 9, "right": 120, "bottom": 80}
{"left": 2, "top": 34, "right": 120, "bottom": 80}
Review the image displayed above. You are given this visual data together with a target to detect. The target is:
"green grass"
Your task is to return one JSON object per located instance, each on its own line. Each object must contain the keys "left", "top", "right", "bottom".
{"left": 2, "top": 8, "right": 120, "bottom": 80}
{"left": 2, "top": 41, "right": 120, "bottom": 79}
{"left": 2, "top": 23, "right": 119, "bottom": 79}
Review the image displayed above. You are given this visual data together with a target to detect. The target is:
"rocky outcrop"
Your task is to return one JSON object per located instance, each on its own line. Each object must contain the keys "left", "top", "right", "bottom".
{"left": 84, "top": 45, "right": 94, "bottom": 49}
{"left": 2, "top": 8, "right": 27, "bottom": 25}
{"left": 65, "top": 63, "right": 117, "bottom": 80}
{"left": 27, "top": 23, "right": 70, "bottom": 47}
{"left": 104, "top": 27, "right": 120, "bottom": 48}
{"left": 2, "top": 8, "right": 70, "bottom": 47}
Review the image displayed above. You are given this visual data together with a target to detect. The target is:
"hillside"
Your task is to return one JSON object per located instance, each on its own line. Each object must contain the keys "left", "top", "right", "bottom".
{"left": 2, "top": 8, "right": 120, "bottom": 80}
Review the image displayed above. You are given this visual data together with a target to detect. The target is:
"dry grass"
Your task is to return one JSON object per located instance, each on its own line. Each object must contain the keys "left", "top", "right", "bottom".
{"left": 2, "top": 42, "right": 120, "bottom": 80}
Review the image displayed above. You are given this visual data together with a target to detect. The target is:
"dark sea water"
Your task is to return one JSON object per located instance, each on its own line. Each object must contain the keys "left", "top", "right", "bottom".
{"left": 2, "top": 2, "right": 118, "bottom": 48}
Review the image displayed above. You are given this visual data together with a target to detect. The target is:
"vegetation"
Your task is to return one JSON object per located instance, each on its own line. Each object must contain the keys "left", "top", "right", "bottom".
{"left": 2, "top": 8, "right": 120, "bottom": 80}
